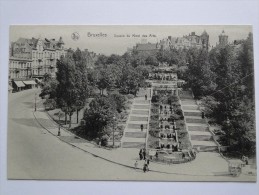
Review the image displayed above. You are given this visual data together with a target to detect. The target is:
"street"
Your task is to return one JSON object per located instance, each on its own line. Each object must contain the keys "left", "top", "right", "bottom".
{"left": 7, "top": 89, "right": 255, "bottom": 181}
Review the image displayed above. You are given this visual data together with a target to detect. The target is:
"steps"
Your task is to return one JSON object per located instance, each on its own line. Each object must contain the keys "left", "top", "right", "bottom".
{"left": 125, "top": 131, "right": 146, "bottom": 138}
{"left": 121, "top": 94, "right": 151, "bottom": 148}
{"left": 182, "top": 105, "right": 199, "bottom": 110}
{"left": 185, "top": 118, "right": 206, "bottom": 124}
{"left": 132, "top": 110, "right": 149, "bottom": 115}
{"left": 121, "top": 142, "right": 146, "bottom": 148}
{"left": 129, "top": 116, "right": 148, "bottom": 122}
{"left": 184, "top": 111, "right": 201, "bottom": 117}
{"left": 133, "top": 104, "right": 150, "bottom": 109}
{"left": 180, "top": 90, "right": 218, "bottom": 152}
{"left": 188, "top": 125, "right": 209, "bottom": 131}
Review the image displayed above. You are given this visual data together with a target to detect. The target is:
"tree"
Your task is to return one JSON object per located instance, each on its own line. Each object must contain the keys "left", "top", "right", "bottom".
{"left": 108, "top": 93, "right": 127, "bottom": 113}
{"left": 56, "top": 54, "right": 77, "bottom": 127}
{"left": 39, "top": 78, "right": 58, "bottom": 99}
{"left": 185, "top": 48, "right": 216, "bottom": 97}
{"left": 83, "top": 97, "right": 116, "bottom": 138}
{"left": 119, "top": 64, "right": 143, "bottom": 95}
{"left": 73, "top": 48, "right": 90, "bottom": 123}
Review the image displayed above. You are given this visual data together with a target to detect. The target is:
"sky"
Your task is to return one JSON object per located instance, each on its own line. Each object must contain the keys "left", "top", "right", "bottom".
{"left": 10, "top": 25, "right": 252, "bottom": 55}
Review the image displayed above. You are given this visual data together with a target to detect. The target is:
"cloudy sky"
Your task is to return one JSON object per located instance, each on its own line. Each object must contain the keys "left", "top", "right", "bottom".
{"left": 10, "top": 25, "right": 252, "bottom": 55}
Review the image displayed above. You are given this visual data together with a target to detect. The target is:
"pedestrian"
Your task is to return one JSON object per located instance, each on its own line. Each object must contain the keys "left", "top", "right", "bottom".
{"left": 160, "top": 105, "right": 163, "bottom": 113}
{"left": 202, "top": 112, "right": 205, "bottom": 119}
{"left": 139, "top": 149, "right": 143, "bottom": 160}
{"left": 143, "top": 164, "right": 147, "bottom": 173}
{"left": 140, "top": 124, "right": 144, "bottom": 131}
{"left": 134, "top": 160, "right": 138, "bottom": 169}
{"left": 145, "top": 94, "right": 147, "bottom": 100}
{"left": 147, "top": 159, "right": 150, "bottom": 166}
{"left": 143, "top": 148, "right": 146, "bottom": 160}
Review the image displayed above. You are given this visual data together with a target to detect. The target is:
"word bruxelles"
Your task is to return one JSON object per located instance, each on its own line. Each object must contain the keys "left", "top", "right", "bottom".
{"left": 87, "top": 32, "right": 107, "bottom": 37}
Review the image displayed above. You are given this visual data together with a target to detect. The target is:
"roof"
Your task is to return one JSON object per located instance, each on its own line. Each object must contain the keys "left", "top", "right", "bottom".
{"left": 14, "top": 37, "right": 65, "bottom": 51}
{"left": 136, "top": 43, "right": 159, "bottom": 51}
{"left": 23, "top": 80, "right": 37, "bottom": 85}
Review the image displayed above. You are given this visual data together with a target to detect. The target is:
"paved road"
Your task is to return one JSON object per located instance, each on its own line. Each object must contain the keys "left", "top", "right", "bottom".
{"left": 7, "top": 89, "right": 256, "bottom": 181}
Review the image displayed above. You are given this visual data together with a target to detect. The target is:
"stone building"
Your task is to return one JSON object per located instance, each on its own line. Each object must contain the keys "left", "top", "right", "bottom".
{"left": 158, "top": 31, "right": 210, "bottom": 51}
{"left": 133, "top": 42, "right": 161, "bottom": 55}
{"left": 9, "top": 36, "right": 67, "bottom": 80}
{"left": 218, "top": 30, "right": 228, "bottom": 47}
{"left": 9, "top": 36, "right": 67, "bottom": 92}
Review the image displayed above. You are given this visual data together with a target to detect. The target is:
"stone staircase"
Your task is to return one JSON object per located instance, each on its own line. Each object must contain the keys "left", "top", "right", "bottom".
{"left": 121, "top": 90, "right": 151, "bottom": 148}
{"left": 180, "top": 90, "right": 218, "bottom": 152}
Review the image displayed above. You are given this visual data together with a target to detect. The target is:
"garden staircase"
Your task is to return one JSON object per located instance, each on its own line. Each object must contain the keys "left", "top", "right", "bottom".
{"left": 180, "top": 91, "right": 218, "bottom": 152}
{"left": 121, "top": 92, "right": 151, "bottom": 148}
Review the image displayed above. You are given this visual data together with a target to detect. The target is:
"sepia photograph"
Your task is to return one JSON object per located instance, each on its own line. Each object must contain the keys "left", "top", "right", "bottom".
{"left": 7, "top": 25, "right": 256, "bottom": 182}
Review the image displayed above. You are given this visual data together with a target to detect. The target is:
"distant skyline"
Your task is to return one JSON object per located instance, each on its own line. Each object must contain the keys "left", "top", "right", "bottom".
{"left": 10, "top": 25, "right": 252, "bottom": 55}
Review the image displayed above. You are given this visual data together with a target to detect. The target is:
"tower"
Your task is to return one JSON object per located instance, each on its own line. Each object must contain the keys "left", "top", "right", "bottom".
{"left": 219, "top": 30, "right": 228, "bottom": 47}
{"left": 200, "top": 30, "right": 209, "bottom": 50}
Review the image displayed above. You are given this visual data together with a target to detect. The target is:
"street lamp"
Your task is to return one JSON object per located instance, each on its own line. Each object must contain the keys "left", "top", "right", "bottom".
{"left": 112, "top": 115, "right": 116, "bottom": 147}
{"left": 34, "top": 93, "right": 37, "bottom": 111}
{"left": 58, "top": 111, "right": 61, "bottom": 136}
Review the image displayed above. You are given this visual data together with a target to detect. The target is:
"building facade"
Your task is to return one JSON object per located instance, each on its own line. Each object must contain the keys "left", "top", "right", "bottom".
{"left": 9, "top": 36, "right": 67, "bottom": 80}
{"left": 218, "top": 30, "right": 228, "bottom": 47}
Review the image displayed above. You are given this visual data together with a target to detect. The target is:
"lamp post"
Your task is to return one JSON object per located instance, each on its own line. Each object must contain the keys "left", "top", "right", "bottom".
{"left": 34, "top": 93, "right": 37, "bottom": 111}
{"left": 112, "top": 115, "right": 116, "bottom": 147}
{"left": 58, "top": 111, "right": 61, "bottom": 136}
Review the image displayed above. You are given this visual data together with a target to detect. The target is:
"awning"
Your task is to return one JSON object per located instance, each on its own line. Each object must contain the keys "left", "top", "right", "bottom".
{"left": 35, "top": 78, "right": 42, "bottom": 83}
{"left": 14, "top": 81, "right": 25, "bottom": 88}
{"left": 23, "top": 80, "right": 37, "bottom": 85}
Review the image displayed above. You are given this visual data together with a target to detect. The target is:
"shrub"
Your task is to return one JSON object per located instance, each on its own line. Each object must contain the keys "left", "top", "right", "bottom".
{"left": 151, "top": 95, "right": 159, "bottom": 103}
{"left": 43, "top": 98, "right": 56, "bottom": 110}
{"left": 100, "top": 134, "right": 109, "bottom": 146}
{"left": 170, "top": 113, "right": 181, "bottom": 120}
{"left": 127, "top": 94, "right": 135, "bottom": 99}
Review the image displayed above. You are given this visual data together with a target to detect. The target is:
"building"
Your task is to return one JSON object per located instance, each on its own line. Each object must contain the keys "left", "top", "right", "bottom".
{"left": 10, "top": 36, "right": 67, "bottom": 79}
{"left": 82, "top": 49, "right": 99, "bottom": 69}
{"left": 218, "top": 30, "right": 228, "bottom": 47}
{"left": 133, "top": 42, "right": 161, "bottom": 55}
{"left": 9, "top": 36, "right": 67, "bottom": 92}
{"left": 169, "top": 31, "right": 210, "bottom": 50}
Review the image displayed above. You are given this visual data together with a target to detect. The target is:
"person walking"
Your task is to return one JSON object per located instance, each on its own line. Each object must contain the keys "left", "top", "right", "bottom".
{"left": 143, "top": 148, "right": 146, "bottom": 160}
{"left": 145, "top": 94, "right": 147, "bottom": 100}
{"left": 134, "top": 160, "right": 138, "bottom": 170}
{"left": 140, "top": 124, "right": 144, "bottom": 131}
{"left": 139, "top": 149, "right": 143, "bottom": 160}
{"left": 143, "top": 163, "right": 147, "bottom": 173}
{"left": 202, "top": 112, "right": 205, "bottom": 119}
{"left": 147, "top": 159, "right": 150, "bottom": 166}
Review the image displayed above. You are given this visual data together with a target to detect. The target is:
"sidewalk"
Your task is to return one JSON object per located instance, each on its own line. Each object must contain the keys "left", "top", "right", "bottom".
{"left": 33, "top": 108, "right": 256, "bottom": 179}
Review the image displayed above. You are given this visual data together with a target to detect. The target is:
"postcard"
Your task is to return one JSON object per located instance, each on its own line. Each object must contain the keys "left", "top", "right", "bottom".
{"left": 7, "top": 25, "right": 256, "bottom": 181}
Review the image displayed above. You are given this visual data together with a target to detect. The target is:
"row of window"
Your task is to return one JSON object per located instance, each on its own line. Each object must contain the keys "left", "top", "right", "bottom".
{"left": 9, "top": 68, "right": 55, "bottom": 79}
{"left": 9, "top": 61, "right": 32, "bottom": 69}
{"left": 32, "top": 50, "right": 65, "bottom": 59}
